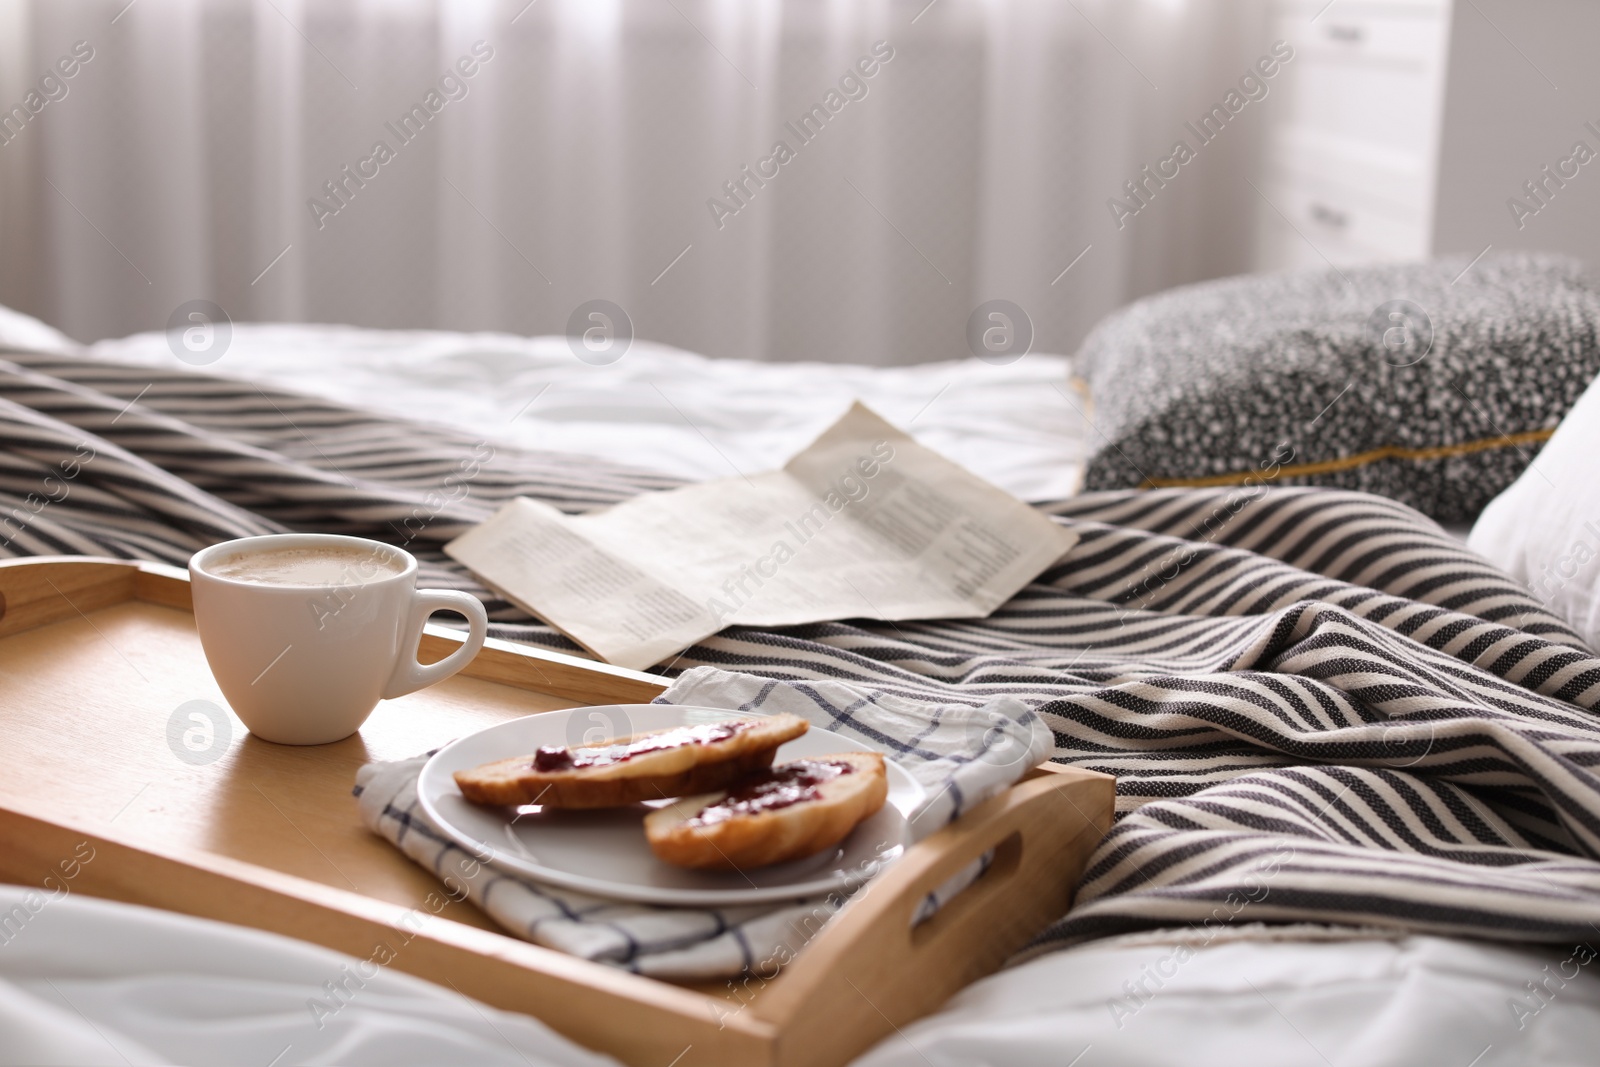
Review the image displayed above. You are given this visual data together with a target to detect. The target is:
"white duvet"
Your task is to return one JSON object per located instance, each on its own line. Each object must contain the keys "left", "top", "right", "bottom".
{"left": 0, "top": 886, "right": 612, "bottom": 1067}
{"left": 81, "top": 323, "right": 1093, "bottom": 504}
{"left": 855, "top": 928, "right": 1600, "bottom": 1067}
{"left": 8, "top": 886, "right": 1597, "bottom": 1067}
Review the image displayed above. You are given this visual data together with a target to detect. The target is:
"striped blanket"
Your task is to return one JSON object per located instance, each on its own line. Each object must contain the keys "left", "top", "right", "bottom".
{"left": 7, "top": 347, "right": 1600, "bottom": 954}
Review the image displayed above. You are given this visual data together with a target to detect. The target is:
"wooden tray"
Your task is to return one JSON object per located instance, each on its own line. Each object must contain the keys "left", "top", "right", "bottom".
{"left": 0, "top": 557, "right": 1114, "bottom": 1067}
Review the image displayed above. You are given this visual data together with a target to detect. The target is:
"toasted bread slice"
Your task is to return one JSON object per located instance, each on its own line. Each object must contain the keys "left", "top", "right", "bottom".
{"left": 453, "top": 713, "right": 809, "bottom": 809}
{"left": 644, "top": 751, "right": 888, "bottom": 870}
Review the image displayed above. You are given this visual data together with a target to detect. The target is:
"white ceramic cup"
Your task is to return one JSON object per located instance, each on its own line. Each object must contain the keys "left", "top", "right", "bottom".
{"left": 188, "top": 533, "right": 489, "bottom": 745}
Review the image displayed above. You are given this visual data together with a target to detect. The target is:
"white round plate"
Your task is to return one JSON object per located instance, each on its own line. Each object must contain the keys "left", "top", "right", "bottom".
{"left": 417, "top": 704, "right": 924, "bottom": 906}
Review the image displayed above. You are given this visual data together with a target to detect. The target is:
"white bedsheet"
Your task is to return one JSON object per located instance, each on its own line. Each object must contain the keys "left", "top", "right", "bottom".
{"left": 855, "top": 928, "right": 1600, "bottom": 1067}
{"left": 0, "top": 885, "right": 616, "bottom": 1067}
{"left": 81, "top": 325, "right": 1092, "bottom": 503}
{"left": 10, "top": 884, "right": 1594, "bottom": 1067}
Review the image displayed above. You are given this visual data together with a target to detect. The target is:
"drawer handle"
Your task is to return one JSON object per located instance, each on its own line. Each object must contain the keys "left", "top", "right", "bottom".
{"left": 1309, "top": 201, "right": 1350, "bottom": 229}
{"left": 1325, "top": 23, "right": 1365, "bottom": 44}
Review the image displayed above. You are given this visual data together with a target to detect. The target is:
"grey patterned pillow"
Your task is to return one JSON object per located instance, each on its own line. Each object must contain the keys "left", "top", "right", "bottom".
{"left": 1076, "top": 254, "right": 1600, "bottom": 524}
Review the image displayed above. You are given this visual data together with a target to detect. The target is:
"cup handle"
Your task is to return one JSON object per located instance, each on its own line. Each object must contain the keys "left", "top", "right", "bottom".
{"left": 382, "top": 589, "right": 489, "bottom": 700}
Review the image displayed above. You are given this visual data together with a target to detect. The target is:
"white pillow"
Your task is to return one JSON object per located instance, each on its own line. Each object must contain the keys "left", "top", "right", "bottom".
{"left": 1469, "top": 370, "right": 1600, "bottom": 650}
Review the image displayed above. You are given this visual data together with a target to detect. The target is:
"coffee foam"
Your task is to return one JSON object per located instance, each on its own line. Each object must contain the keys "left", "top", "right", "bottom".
{"left": 206, "top": 544, "right": 406, "bottom": 586}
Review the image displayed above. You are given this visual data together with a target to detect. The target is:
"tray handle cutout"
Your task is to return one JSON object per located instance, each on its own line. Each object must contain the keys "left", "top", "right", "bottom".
{"left": 751, "top": 765, "right": 1114, "bottom": 1067}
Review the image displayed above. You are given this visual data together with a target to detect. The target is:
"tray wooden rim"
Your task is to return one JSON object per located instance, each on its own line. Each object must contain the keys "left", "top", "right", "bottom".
{"left": 0, "top": 556, "right": 1114, "bottom": 1067}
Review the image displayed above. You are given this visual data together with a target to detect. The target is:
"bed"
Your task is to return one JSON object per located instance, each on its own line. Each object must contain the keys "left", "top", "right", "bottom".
{"left": 3, "top": 303, "right": 1600, "bottom": 1067}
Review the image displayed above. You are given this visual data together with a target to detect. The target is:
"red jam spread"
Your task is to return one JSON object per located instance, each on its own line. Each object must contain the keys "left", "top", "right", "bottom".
{"left": 687, "top": 759, "right": 853, "bottom": 827}
{"left": 531, "top": 720, "right": 753, "bottom": 773}
{"left": 532, "top": 747, "right": 574, "bottom": 772}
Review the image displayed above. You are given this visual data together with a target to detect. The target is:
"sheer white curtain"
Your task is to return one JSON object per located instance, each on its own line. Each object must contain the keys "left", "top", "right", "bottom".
{"left": 0, "top": 0, "right": 1269, "bottom": 363}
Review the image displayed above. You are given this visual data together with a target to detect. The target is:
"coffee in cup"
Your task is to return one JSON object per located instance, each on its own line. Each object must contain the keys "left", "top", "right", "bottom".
{"left": 204, "top": 543, "right": 408, "bottom": 586}
{"left": 189, "top": 534, "right": 489, "bottom": 745}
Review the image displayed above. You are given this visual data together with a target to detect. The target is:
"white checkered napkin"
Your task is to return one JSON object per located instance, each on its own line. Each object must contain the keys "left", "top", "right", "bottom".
{"left": 661, "top": 667, "right": 1054, "bottom": 837}
{"left": 353, "top": 667, "right": 1052, "bottom": 980}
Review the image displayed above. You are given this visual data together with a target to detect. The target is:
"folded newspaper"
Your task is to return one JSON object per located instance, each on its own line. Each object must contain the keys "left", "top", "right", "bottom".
{"left": 446, "top": 402, "right": 1077, "bottom": 669}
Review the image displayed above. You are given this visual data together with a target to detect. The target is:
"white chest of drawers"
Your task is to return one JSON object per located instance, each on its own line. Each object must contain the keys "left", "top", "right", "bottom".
{"left": 1252, "top": 0, "right": 1454, "bottom": 270}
